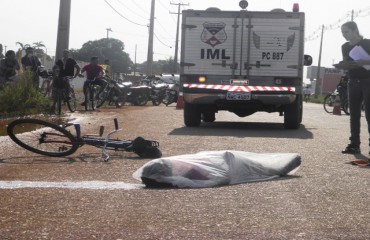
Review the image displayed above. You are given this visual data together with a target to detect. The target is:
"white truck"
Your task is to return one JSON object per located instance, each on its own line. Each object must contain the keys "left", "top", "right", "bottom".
{"left": 180, "top": 2, "right": 312, "bottom": 129}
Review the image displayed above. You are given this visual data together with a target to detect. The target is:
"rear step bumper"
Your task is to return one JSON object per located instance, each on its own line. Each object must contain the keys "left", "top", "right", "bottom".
{"left": 184, "top": 92, "right": 296, "bottom": 105}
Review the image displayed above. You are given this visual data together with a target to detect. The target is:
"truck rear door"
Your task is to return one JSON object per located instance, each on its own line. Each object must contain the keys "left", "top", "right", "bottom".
{"left": 243, "top": 14, "right": 304, "bottom": 77}
{"left": 181, "top": 10, "right": 304, "bottom": 78}
{"left": 182, "top": 11, "right": 240, "bottom": 76}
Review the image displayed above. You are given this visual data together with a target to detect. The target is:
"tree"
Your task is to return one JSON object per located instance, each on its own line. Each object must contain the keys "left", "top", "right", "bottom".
{"left": 15, "top": 41, "right": 52, "bottom": 61}
{"left": 15, "top": 42, "right": 31, "bottom": 50}
{"left": 32, "top": 41, "right": 51, "bottom": 61}
{"left": 139, "top": 57, "right": 179, "bottom": 75}
{"left": 72, "top": 38, "right": 133, "bottom": 73}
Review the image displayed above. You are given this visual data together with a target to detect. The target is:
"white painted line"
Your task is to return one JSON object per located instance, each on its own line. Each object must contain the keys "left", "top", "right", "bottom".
{"left": 0, "top": 181, "right": 144, "bottom": 190}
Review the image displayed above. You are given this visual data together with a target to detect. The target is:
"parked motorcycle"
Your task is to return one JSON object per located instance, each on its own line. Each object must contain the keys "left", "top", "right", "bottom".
{"left": 162, "top": 82, "right": 179, "bottom": 106}
{"left": 96, "top": 77, "right": 126, "bottom": 108}
{"left": 124, "top": 81, "right": 151, "bottom": 106}
{"left": 141, "top": 77, "right": 168, "bottom": 106}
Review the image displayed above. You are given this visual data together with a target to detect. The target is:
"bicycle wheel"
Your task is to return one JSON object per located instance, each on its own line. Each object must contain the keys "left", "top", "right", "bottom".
{"left": 323, "top": 94, "right": 335, "bottom": 113}
{"left": 91, "top": 86, "right": 97, "bottom": 110}
{"left": 52, "top": 89, "right": 62, "bottom": 115}
{"left": 67, "top": 88, "right": 77, "bottom": 112}
{"left": 57, "top": 91, "right": 62, "bottom": 115}
{"left": 342, "top": 99, "right": 350, "bottom": 115}
{"left": 40, "top": 80, "right": 52, "bottom": 97}
{"left": 7, "top": 119, "right": 79, "bottom": 157}
{"left": 96, "top": 87, "right": 109, "bottom": 108}
{"left": 84, "top": 86, "right": 93, "bottom": 111}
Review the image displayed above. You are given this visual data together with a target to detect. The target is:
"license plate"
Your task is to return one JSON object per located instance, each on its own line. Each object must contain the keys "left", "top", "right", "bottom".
{"left": 226, "top": 92, "right": 251, "bottom": 100}
{"left": 230, "top": 79, "right": 249, "bottom": 85}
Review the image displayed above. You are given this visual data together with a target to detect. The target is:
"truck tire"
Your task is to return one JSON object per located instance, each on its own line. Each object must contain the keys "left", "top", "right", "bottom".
{"left": 284, "top": 94, "right": 302, "bottom": 129}
{"left": 202, "top": 111, "right": 215, "bottom": 123}
{"left": 184, "top": 102, "right": 201, "bottom": 127}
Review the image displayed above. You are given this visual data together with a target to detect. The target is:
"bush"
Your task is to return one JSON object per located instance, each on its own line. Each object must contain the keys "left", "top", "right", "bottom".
{"left": 308, "top": 95, "right": 325, "bottom": 104}
{"left": 0, "top": 70, "right": 51, "bottom": 118}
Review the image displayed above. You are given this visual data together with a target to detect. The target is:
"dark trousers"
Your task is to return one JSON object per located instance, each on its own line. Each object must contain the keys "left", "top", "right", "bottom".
{"left": 348, "top": 78, "right": 370, "bottom": 146}
{"left": 82, "top": 78, "right": 107, "bottom": 100}
{"left": 32, "top": 72, "right": 40, "bottom": 89}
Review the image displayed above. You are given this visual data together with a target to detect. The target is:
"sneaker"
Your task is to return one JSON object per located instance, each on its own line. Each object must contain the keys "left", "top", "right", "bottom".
{"left": 342, "top": 144, "right": 360, "bottom": 154}
{"left": 358, "top": 162, "right": 370, "bottom": 168}
{"left": 350, "top": 159, "right": 369, "bottom": 165}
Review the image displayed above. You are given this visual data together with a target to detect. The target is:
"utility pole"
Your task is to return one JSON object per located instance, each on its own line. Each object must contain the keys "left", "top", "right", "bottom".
{"left": 134, "top": 44, "right": 137, "bottom": 76}
{"left": 314, "top": 25, "right": 324, "bottom": 97}
{"left": 146, "top": 0, "right": 155, "bottom": 76}
{"left": 170, "top": 2, "right": 188, "bottom": 73}
{"left": 55, "top": 0, "right": 71, "bottom": 62}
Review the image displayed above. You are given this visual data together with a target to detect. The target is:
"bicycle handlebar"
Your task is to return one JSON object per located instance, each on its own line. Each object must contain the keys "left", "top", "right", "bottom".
{"left": 114, "top": 118, "right": 118, "bottom": 130}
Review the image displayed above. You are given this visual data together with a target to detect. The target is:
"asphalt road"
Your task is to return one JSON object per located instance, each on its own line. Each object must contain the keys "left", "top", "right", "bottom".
{"left": 0, "top": 103, "right": 369, "bottom": 239}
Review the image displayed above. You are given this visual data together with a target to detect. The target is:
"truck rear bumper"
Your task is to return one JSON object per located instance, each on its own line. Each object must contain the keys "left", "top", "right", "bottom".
{"left": 183, "top": 84, "right": 297, "bottom": 105}
{"left": 184, "top": 93, "right": 296, "bottom": 105}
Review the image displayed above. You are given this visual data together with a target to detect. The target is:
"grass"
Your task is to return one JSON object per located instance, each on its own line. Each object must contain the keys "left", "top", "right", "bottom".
{"left": 306, "top": 95, "right": 325, "bottom": 104}
{"left": 0, "top": 70, "right": 51, "bottom": 118}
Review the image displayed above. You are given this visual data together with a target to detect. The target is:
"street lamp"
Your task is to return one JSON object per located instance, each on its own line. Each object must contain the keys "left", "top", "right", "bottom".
{"left": 239, "top": 0, "right": 248, "bottom": 10}
{"left": 106, "top": 28, "right": 112, "bottom": 39}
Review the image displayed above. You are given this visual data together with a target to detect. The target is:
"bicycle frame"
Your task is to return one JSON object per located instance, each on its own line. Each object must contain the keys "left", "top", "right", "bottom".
{"left": 74, "top": 118, "right": 130, "bottom": 161}
{"left": 7, "top": 118, "right": 161, "bottom": 162}
{"left": 51, "top": 76, "right": 76, "bottom": 115}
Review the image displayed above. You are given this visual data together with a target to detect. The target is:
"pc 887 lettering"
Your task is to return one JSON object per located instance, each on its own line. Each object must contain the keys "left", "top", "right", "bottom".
{"left": 262, "top": 52, "right": 284, "bottom": 60}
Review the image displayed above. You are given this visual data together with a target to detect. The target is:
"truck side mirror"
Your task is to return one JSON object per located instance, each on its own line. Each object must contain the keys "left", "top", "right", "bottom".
{"left": 304, "top": 55, "right": 313, "bottom": 66}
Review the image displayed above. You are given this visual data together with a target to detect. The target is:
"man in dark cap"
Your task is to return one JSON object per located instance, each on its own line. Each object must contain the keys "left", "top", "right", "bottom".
{"left": 54, "top": 49, "right": 80, "bottom": 78}
{"left": 21, "top": 47, "right": 41, "bottom": 88}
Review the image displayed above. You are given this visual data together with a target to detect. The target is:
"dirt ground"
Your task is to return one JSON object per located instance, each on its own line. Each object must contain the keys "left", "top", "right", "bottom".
{"left": 0, "top": 104, "right": 369, "bottom": 239}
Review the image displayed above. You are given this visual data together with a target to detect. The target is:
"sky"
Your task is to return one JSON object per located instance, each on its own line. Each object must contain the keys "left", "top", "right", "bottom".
{"left": 1, "top": 0, "right": 370, "bottom": 77}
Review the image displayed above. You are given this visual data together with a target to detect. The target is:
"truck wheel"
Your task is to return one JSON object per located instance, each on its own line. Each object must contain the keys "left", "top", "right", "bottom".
{"left": 284, "top": 94, "right": 302, "bottom": 129}
{"left": 184, "top": 102, "right": 201, "bottom": 127}
{"left": 202, "top": 111, "right": 215, "bottom": 123}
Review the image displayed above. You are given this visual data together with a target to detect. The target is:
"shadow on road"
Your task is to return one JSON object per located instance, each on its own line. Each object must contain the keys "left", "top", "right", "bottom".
{"left": 0, "top": 153, "right": 144, "bottom": 165}
{"left": 169, "top": 122, "right": 313, "bottom": 139}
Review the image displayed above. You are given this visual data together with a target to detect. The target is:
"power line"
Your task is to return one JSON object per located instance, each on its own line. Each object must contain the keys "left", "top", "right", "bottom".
{"left": 104, "top": 0, "right": 147, "bottom": 27}
{"left": 155, "top": 19, "right": 176, "bottom": 39}
{"left": 128, "top": 0, "right": 150, "bottom": 16}
{"left": 154, "top": 32, "right": 173, "bottom": 48}
{"left": 114, "top": 0, "right": 148, "bottom": 21}
{"left": 305, "top": 6, "right": 370, "bottom": 42}
{"left": 157, "top": 0, "right": 177, "bottom": 23}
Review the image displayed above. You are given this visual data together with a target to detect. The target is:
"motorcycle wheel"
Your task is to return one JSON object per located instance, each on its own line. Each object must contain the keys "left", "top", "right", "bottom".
{"left": 134, "top": 94, "right": 149, "bottom": 106}
{"left": 152, "top": 97, "right": 162, "bottom": 106}
{"left": 162, "top": 96, "right": 172, "bottom": 106}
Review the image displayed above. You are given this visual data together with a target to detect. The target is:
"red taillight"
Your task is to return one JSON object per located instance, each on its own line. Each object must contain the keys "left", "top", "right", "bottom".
{"left": 293, "top": 3, "right": 299, "bottom": 12}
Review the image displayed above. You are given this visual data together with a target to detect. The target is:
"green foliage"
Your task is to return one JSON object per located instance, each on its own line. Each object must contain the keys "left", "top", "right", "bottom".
{"left": 308, "top": 95, "right": 325, "bottom": 104}
{"left": 139, "top": 57, "right": 180, "bottom": 75}
{"left": 0, "top": 70, "right": 51, "bottom": 118}
{"left": 71, "top": 38, "right": 133, "bottom": 73}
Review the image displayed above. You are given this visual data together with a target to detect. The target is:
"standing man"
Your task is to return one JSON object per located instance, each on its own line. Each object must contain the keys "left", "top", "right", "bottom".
{"left": 101, "top": 59, "right": 111, "bottom": 78}
{"left": 340, "top": 21, "right": 370, "bottom": 156}
{"left": 21, "top": 47, "right": 41, "bottom": 88}
{"left": 303, "top": 87, "right": 311, "bottom": 103}
{"left": 54, "top": 49, "right": 81, "bottom": 78}
{"left": 0, "top": 50, "right": 20, "bottom": 83}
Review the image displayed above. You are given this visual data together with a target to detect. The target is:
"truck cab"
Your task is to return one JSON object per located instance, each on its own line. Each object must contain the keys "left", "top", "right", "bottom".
{"left": 180, "top": 2, "right": 312, "bottom": 129}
